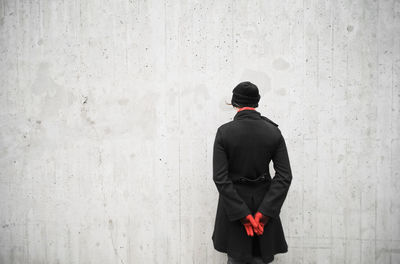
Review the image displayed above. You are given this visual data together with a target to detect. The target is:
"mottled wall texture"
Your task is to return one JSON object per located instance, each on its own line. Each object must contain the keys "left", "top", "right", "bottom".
{"left": 0, "top": 0, "right": 399, "bottom": 263}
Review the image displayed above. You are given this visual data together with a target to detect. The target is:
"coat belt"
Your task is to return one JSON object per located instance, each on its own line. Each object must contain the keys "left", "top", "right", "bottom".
{"left": 233, "top": 173, "right": 267, "bottom": 184}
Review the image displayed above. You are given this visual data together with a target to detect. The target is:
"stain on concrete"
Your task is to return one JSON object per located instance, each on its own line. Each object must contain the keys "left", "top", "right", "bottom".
{"left": 275, "top": 88, "right": 287, "bottom": 96}
{"left": 240, "top": 69, "right": 271, "bottom": 95}
{"left": 80, "top": 106, "right": 95, "bottom": 126}
{"left": 181, "top": 82, "right": 211, "bottom": 107}
{"left": 337, "top": 154, "right": 344, "bottom": 163}
{"left": 118, "top": 98, "right": 129, "bottom": 105}
{"left": 132, "top": 90, "right": 159, "bottom": 140}
{"left": 242, "top": 23, "right": 270, "bottom": 56}
{"left": 193, "top": 83, "right": 211, "bottom": 109}
{"left": 30, "top": 62, "right": 75, "bottom": 120}
{"left": 167, "top": 89, "right": 179, "bottom": 106}
{"left": 272, "top": 58, "right": 290, "bottom": 71}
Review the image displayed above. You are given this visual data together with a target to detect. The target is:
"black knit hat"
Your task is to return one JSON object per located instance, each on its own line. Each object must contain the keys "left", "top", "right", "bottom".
{"left": 231, "top": 81, "right": 260, "bottom": 107}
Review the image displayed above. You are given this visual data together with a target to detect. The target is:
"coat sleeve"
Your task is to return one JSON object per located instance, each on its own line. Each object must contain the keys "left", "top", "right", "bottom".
{"left": 257, "top": 131, "right": 292, "bottom": 219}
{"left": 213, "top": 127, "right": 252, "bottom": 222}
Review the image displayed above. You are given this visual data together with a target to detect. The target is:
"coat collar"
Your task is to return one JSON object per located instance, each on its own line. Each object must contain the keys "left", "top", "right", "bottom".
{"left": 233, "top": 109, "right": 262, "bottom": 121}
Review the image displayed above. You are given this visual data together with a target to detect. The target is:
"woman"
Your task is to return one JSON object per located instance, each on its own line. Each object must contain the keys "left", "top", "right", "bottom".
{"left": 211, "top": 81, "right": 293, "bottom": 264}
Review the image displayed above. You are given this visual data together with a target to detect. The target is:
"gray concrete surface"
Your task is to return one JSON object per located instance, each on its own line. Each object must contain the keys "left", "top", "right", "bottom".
{"left": 1, "top": 0, "right": 399, "bottom": 263}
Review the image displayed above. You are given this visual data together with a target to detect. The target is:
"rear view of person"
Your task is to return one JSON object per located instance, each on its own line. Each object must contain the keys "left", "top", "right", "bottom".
{"left": 211, "top": 81, "right": 293, "bottom": 264}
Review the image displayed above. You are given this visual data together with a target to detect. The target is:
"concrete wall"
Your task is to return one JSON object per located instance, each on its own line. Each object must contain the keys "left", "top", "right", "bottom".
{"left": 1, "top": 0, "right": 399, "bottom": 263}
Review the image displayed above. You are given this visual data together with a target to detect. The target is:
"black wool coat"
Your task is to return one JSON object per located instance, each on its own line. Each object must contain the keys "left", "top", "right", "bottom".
{"left": 211, "top": 109, "right": 293, "bottom": 263}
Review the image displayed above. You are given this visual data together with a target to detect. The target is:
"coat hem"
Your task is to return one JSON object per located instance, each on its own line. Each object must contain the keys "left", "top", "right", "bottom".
{"left": 213, "top": 241, "right": 289, "bottom": 263}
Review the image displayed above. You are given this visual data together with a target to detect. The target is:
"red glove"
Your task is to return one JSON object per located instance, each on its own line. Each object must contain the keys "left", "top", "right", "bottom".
{"left": 254, "top": 212, "right": 269, "bottom": 235}
{"left": 240, "top": 214, "right": 258, "bottom": 237}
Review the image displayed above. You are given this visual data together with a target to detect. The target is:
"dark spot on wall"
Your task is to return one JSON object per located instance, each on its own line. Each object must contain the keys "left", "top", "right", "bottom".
{"left": 347, "top": 25, "right": 353, "bottom": 32}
